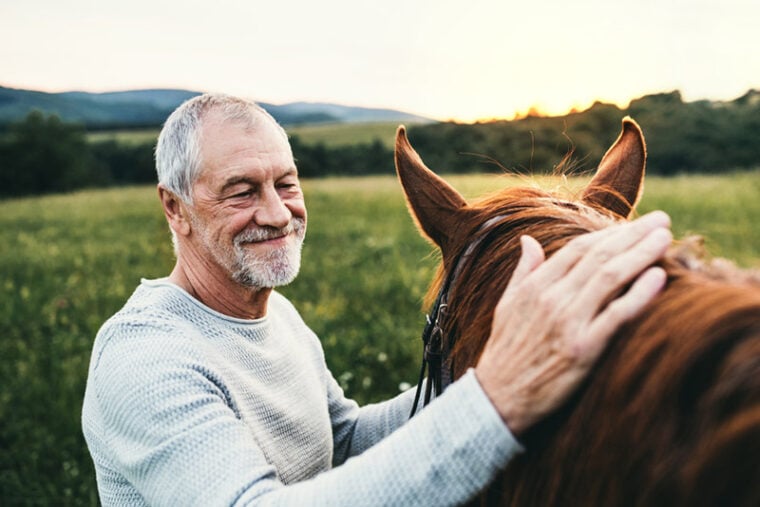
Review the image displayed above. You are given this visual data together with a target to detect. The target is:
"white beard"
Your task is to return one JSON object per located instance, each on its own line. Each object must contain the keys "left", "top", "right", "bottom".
{"left": 230, "top": 218, "right": 306, "bottom": 288}
{"left": 190, "top": 214, "right": 306, "bottom": 290}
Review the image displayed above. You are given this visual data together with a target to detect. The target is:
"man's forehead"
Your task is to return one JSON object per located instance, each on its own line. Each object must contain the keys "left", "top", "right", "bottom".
{"left": 200, "top": 108, "right": 255, "bottom": 136}
{"left": 199, "top": 110, "right": 291, "bottom": 157}
{"left": 195, "top": 112, "right": 295, "bottom": 184}
{"left": 201, "top": 106, "right": 285, "bottom": 137}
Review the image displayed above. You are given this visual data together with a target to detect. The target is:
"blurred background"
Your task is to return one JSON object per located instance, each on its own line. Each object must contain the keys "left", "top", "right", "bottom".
{"left": 2, "top": 0, "right": 759, "bottom": 504}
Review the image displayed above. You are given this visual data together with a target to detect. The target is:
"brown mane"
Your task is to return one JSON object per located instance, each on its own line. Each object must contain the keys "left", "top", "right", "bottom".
{"left": 396, "top": 119, "right": 760, "bottom": 506}
{"left": 447, "top": 189, "right": 760, "bottom": 505}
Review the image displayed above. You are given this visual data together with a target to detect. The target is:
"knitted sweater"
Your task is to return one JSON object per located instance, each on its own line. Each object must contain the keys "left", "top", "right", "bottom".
{"left": 82, "top": 279, "right": 522, "bottom": 506}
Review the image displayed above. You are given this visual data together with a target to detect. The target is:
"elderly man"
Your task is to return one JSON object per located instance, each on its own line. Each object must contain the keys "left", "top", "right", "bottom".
{"left": 82, "top": 93, "right": 671, "bottom": 505}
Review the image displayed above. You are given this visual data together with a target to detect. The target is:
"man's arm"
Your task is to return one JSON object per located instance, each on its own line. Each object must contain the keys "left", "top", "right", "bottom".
{"left": 326, "top": 370, "right": 420, "bottom": 464}
{"left": 87, "top": 330, "right": 519, "bottom": 506}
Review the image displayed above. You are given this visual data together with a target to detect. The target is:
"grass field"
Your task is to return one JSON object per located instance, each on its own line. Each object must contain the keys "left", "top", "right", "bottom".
{"left": 2, "top": 171, "right": 759, "bottom": 504}
{"left": 286, "top": 121, "right": 401, "bottom": 147}
{"left": 86, "top": 128, "right": 161, "bottom": 146}
{"left": 86, "top": 122, "right": 401, "bottom": 148}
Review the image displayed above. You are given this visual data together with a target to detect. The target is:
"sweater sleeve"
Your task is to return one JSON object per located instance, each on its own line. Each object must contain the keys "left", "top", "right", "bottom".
{"left": 248, "top": 369, "right": 524, "bottom": 506}
{"left": 86, "top": 321, "right": 522, "bottom": 507}
{"left": 328, "top": 371, "right": 419, "bottom": 464}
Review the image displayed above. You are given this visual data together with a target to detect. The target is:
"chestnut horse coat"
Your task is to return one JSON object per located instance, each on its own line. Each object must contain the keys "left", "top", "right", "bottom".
{"left": 395, "top": 118, "right": 760, "bottom": 506}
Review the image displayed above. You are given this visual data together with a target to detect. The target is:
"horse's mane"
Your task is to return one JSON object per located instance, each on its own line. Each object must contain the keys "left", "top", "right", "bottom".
{"left": 429, "top": 186, "right": 760, "bottom": 506}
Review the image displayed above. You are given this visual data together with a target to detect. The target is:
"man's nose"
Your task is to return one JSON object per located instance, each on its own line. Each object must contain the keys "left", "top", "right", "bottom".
{"left": 255, "top": 187, "right": 292, "bottom": 229}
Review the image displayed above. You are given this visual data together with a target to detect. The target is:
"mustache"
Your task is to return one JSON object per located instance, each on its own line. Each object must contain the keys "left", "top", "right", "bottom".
{"left": 234, "top": 218, "right": 305, "bottom": 244}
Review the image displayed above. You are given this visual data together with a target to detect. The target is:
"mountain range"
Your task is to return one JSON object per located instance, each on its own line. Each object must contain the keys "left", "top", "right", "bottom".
{"left": 0, "top": 85, "right": 432, "bottom": 128}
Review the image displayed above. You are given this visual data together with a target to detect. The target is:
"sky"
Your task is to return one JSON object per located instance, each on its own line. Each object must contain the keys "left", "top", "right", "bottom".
{"left": 1, "top": 0, "right": 758, "bottom": 122}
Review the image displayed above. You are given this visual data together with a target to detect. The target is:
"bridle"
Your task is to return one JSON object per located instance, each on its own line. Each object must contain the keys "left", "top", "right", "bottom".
{"left": 409, "top": 216, "right": 505, "bottom": 418}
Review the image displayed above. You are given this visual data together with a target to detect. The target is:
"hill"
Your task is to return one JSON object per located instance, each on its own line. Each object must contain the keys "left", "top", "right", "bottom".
{"left": 0, "top": 87, "right": 199, "bottom": 128}
{"left": 262, "top": 101, "right": 430, "bottom": 126}
{"left": 0, "top": 85, "right": 431, "bottom": 128}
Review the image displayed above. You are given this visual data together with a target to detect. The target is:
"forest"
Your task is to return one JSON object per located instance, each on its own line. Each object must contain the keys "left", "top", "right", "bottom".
{"left": 1, "top": 89, "right": 759, "bottom": 198}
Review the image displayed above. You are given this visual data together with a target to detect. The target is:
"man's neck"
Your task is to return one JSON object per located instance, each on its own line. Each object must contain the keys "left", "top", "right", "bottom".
{"left": 168, "top": 261, "right": 272, "bottom": 320}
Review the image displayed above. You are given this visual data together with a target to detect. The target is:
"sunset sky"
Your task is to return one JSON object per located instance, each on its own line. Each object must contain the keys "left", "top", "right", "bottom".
{"left": 2, "top": 0, "right": 758, "bottom": 122}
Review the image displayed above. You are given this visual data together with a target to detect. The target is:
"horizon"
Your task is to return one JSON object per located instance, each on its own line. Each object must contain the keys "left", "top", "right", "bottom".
{"left": 3, "top": 83, "right": 756, "bottom": 125}
{"left": 0, "top": 83, "right": 760, "bottom": 124}
{"left": 2, "top": 0, "right": 758, "bottom": 122}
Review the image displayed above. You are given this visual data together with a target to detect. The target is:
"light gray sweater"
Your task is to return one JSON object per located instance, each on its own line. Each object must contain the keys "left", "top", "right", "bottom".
{"left": 82, "top": 279, "right": 522, "bottom": 506}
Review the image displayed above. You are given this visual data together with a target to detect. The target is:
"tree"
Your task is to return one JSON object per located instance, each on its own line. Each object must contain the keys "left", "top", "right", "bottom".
{"left": 0, "top": 111, "right": 102, "bottom": 197}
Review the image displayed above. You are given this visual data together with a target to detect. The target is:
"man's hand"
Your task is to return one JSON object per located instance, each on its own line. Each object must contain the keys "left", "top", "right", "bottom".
{"left": 474, "top": 210, "right": 672, "bottom": 436}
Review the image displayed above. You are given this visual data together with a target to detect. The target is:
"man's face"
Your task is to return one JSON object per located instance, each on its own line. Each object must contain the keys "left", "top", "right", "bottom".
{"left": 185, "top": 110, "right": 307, "bottom": 289}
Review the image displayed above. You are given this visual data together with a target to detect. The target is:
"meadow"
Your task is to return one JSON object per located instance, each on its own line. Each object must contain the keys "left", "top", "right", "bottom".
{"left": 1, "top": 171, "right": 759, "bottom": 505}
{"left": 285, "top": 121, "right": 400, "bottom": 147}
{"left": 86, "top": 121, "right": 401, "bottom": 148}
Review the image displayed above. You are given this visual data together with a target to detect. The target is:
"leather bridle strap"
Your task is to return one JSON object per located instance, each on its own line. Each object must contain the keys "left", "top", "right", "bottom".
{"left": 409, "top": 216, "right": 504, "bottom": 419}
{"left": 408, "top": 265, "right": 453, "bottom": 418}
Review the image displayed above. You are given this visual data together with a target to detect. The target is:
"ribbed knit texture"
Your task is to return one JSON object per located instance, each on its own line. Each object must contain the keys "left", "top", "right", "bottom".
{"left": 82, "top": 279, "right": 523, "bottom": 506}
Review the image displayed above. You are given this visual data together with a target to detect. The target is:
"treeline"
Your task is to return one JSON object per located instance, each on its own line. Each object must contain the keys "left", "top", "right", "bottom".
{"left": 2, "top": 90, "right": 759, "bottom": 198}
{"left": 0, "top": 112, "right": 156, "bottom": 197}
{"left": 295, "top": 90, "right": 760, "bottom": 178}
{"left": 0, "top": 112, "right": 398, "bottom": 198}
{"left": 404, "top": 90, "right": 760, "bottom": 176}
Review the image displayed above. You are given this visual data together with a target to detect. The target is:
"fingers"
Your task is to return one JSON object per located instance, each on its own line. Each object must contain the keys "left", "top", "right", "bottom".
{"left": 566, "top": 225, "right": 672, "bottom": 320}
{"left": 502, "top": 211, "right": 672, "bottom": 331}
{"left": 559, "top": 214, "right": 672, "bottom": 361}
{"left": 579, "top": 265, "right": 668, "bottom": 362}
{"left": 584, "top": 226, "right": 672, "bottom": 297}
{"left": 523, "top": 210, "right": 671, "bottom": 290}
{"left": 497, "top": 212, "right": 672, "bottom": 332}
{"left": 510, "top": 235, "right": 545, "bottom": 286}
{"left": 475, "top": 210, "right": 673, "bottom": 434}
{"left": 561, "top": 211, "right": 671, "bottom": 289}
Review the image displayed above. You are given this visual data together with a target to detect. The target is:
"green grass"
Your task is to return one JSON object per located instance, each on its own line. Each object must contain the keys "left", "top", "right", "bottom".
{"left": 85, "top": 122, "right": 404, "bottom": 148}
{"left": 2, "top": 171, "right": 759, "bottom": 504}
{"left": 637, "top": 171, "right": 760, "bottom": 267}
{"left": 86, "top": 129, "right": 161, "bottom": 145}
{"left": 285, "top": 121, "right": 402, "bottom": 148}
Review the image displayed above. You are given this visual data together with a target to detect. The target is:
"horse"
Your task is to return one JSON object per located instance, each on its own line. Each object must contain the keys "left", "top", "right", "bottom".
{"left": 394, "top": 118, "right": 760, "bottom": 506}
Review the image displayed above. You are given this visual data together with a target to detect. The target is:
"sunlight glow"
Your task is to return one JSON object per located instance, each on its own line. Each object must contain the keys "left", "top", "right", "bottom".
{"left": 1, "top": 0, "right": 758, "bottom": 122}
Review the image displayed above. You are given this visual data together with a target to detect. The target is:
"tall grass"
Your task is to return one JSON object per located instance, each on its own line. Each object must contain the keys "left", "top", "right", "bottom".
{"left": 1, "top": 171, "right": 758, "bottom": 504}
{"left": 638, "top": 171, "right": 760, "bottom": 267}
{"left": 1, "top": 188, "right": 172, "bottom": 505}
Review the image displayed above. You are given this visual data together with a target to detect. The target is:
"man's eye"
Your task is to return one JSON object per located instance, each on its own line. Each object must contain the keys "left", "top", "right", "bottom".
{"left": 232, "top": 190, "right": 252, "bottom": 199}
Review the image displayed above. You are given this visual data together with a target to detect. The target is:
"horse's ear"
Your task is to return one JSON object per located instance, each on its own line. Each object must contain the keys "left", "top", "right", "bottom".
{"left": 582, "top": 117, "right": 646, "bottom": 219}
{"left": 395, "top": 126, "right": 468, "bottom": 251}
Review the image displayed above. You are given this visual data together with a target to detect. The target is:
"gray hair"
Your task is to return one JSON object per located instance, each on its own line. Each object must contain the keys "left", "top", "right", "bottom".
{"left": 155, "top": 93, "right": 288, "bottom": 203}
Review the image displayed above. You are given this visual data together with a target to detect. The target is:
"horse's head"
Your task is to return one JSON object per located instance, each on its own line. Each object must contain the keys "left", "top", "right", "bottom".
{"left": 395, "top": 119, "right": 760, "bottom": 506}
{"left": 395, "top": 118, "right": 648, "bottom": 372}
{"left": 395, "top": 117, "right": 645, "bottom": 254}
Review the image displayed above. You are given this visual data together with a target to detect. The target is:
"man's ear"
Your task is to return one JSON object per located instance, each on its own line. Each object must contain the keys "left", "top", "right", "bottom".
{"left": 158, "top": 185, "right": 191, "bottom": 237}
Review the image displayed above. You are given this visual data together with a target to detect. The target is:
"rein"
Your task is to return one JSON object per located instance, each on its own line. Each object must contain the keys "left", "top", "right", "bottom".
{"left": 409, "top": 216, "right": 504, "bottom": 418}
